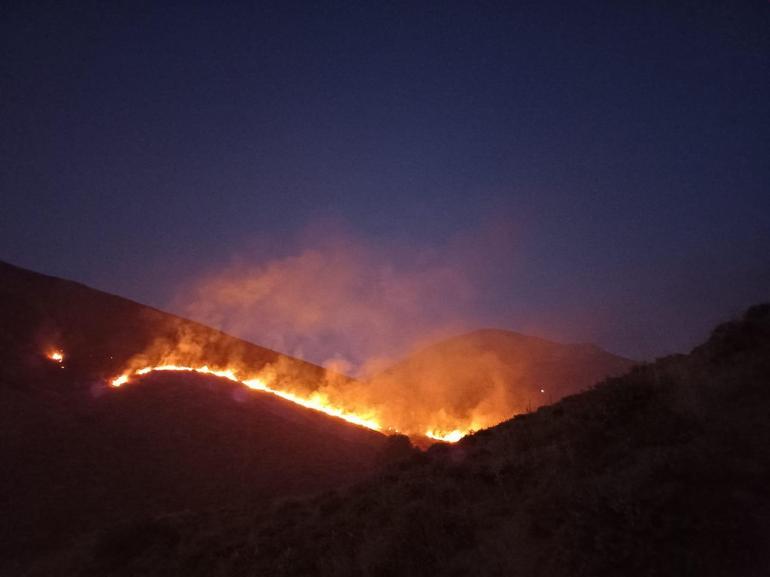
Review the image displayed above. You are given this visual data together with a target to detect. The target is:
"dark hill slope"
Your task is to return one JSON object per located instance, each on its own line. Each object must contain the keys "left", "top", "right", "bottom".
{"left": 61, "top": 304, "right": 770, "bottom": 577}
{"left": 0, "top": 261, "right": 387, "bottom": 568}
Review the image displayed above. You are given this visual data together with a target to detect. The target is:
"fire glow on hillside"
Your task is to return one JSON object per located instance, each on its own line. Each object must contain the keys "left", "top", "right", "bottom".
{"left": 109, "top": 360, "right": 476, "bottom": 443}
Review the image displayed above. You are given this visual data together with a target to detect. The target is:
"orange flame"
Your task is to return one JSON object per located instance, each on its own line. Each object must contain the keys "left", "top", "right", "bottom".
{"left": 108, "top": 362, "right": 481, "bottom": 441}
{"left": 110, "top": 364, "right": 385, "bottom": 434}
{"left": 425, "top": 429, "right": 467, "bottom": 443}
{"left": 46, "top": 350, "right": 64, "bottom": 363}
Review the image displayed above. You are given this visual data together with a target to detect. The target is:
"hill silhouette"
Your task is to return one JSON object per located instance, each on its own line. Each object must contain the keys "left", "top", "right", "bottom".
{"left": 0, "top": 261, "right": 388, "bottom": 569}
{"left": 41, "top": 304, "right": 770, "bottom": 577}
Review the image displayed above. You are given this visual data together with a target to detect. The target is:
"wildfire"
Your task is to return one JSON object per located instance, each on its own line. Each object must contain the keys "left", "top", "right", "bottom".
{"left": 102, "top": 326, "right": 514, "bottom": 442}
{"left": 108, "top": 362, "right": 480, "bottom": 442}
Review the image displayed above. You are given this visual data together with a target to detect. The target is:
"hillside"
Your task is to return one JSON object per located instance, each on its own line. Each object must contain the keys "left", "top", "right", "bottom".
{"left": 48, "top": 304, "right": 770, "bottom": 577}
{"left": 0, "top": 261, "right": 388, "bottom": 568}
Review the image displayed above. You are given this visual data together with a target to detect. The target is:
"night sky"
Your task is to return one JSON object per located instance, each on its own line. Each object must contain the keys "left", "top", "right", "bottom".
{"left": 2, "top": 1, "right": 769, "bottom": 361}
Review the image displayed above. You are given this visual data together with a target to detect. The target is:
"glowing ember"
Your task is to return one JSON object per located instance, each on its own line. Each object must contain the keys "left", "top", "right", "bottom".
{"left": 46, "top": 350, "right": 64, "bottom": 363}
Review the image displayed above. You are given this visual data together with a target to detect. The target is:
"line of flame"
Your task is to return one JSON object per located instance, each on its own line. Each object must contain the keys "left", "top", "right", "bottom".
{"left": 109, "top": 364, "right": 474, "bottom": 443}
{"left": 110, "top": 365, "right": 384, "bottom": 433}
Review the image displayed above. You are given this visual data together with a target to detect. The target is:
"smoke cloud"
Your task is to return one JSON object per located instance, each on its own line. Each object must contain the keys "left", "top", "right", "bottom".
{"left": 175, "top": 231, "right": 476, "bottom": 374}
{"left": 152, "top": 222, "right": 629, "bottom": 438}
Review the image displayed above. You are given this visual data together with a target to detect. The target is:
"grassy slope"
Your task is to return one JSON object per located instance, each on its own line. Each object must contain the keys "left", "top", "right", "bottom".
{"left": 51, "top": 304, "right": 770, "bottom": 577}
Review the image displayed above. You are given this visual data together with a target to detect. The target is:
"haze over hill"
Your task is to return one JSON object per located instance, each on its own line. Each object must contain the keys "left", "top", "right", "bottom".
{"left": 366, "top": 329, "right": 635, "bottom": 438}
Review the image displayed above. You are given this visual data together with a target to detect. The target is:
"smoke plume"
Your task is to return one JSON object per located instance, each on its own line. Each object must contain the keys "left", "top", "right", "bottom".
{"left": 148, "top": 223, "right": 629, "bottom": 439}
{"left": 175, "top": 232, "right": 475, "bottom": 373}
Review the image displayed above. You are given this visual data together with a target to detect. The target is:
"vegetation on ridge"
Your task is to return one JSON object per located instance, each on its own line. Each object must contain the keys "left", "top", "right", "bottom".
{"left": 37, "top": 304, "right": 770, "bottom": 577}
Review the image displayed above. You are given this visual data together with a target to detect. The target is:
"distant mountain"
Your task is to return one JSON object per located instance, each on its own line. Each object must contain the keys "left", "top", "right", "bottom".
{"left": 0, "top": 261, "right": 388, "bottom": 568}
{"left": 367, "top": 329, "right": 635, "bottom": 438}
{"left": 46, "top": 304, "right": 770, "bottom": 577}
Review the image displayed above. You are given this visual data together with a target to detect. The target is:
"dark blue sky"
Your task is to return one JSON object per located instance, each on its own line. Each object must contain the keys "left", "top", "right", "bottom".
{"left": 2, "top": 1, "right": 768, "bottom": 360}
